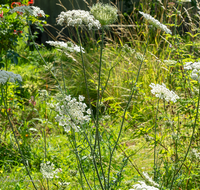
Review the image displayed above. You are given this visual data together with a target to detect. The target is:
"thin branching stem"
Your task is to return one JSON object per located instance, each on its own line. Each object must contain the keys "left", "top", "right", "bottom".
{"left": 170, "top": 83, "right": 200, "bottom": 189}
{"left": 107, "top": 31, "right": 150, "bottom": 189}
{"left": 154, "top": 98, "right": 160, "bottom": 181}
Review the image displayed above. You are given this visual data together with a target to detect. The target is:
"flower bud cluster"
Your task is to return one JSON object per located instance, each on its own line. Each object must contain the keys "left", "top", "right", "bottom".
{"left": 40, "top": 161, "right": 61, "bottom": 179}
{"left": 90, "top": 3, "right": 118, "bottom": 26}
{"left": 0, "top": 70, "right": 22, "bottom": 85}
{"left": 149, "top": 83, "right": 180, "bottom": 103}
{"left": 10, "top": 6, "right": 45, "bottom": 17}
{"left": 46, "top": 41, "right": 85, "bottom": 53}
{"left": 55, "top": 95, "right": 91, "bottom": 132}
{"left": 56, "top": 10, "right": 101, "bottom": 30}
{"left": 139, "top": 11, "right": 172, "bottom": 34}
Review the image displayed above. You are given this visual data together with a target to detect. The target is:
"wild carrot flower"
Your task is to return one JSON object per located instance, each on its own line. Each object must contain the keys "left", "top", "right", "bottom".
{"left": 90, "top": 3, "right": 118, "bottom": 25}
{"left": 142, "top": 172, "right": 159, "bottom": 188}
{"left": 149, "top": 83, "right": 179, "bottom": 102}
{"left": 10, "top": 6, "right": 45, "bottom": 17}
{"left": 56, "top": 10, "right": 101, "bottom": 30}
{"left": 139, "top": 11, "right": 172, "bottom": 34}
{"left": 40, "top": 161, "right": 60, "bottom": 179}
{"left": 46, "top": 41, "right": 85, "bottom": 53}
{"left": 0, "top": 70, "right": 22, "bottom": 85}
{"left": 130, "top": 181, "right": 159, "bottom": 190}
{"left": 54, "top": 95, "right": 91, "bottom": 132}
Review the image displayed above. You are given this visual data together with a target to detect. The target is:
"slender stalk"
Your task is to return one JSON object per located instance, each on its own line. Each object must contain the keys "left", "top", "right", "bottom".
{"left": 154, "top": 99, "right": 160, "bottom": 181}
{"left": 107, "top": 30, "right": 150, "bottom": 189}
{"left": 76, "top": 27, "right": 105, "bottom": 190}
{"left": 170, "top": 83, "right": 200, "bottom": 189}
{"left": 60, "top": 53, "right": 67, "bottom": 94}
{"left": 94, "top": 26, "right": 106, "bottom": 189}
{"left": 70, "top": 129, "right": 92, "bottom": 190}
{"left": 1, "top": 85, "right": 38, "bottom": 190}
{"left": 75, "top": 27, "right": 96, "bottom": 123}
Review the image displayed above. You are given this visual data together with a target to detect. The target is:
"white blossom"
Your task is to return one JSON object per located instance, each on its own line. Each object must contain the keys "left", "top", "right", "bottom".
{"left": 46, "top": 41, "right": 85, "bottom": 53}
{"left": 40, "top": 162, "right": 60, "bottom": 179}
{"left": 149, "top": 83, "right": 180, "bottom": 103}
{"left": 90, "top": 3, "right": 118, "bottom": 25}
{"left": 184, "top": 61, "right": 200, "bottom": 70}
{"left": 192, "top": 148, "right": 200, "bottom": 160}
{"left": 0, "top": 70, "right": 22, "bottom": 85}
{"left": 56, "top": 10, "right": 101, "bottom": 30}
{"left": 142, "top": 172, "right": 159, "bottom": 188}
{"left": 10, "top": 6, "right": 45, "bottom": 17}
{"left": 130, "top": 181, "right": 159, "bottom": 190}
{"left": 139, "top": 11, "right": 172, "bottom": 34}
{"left": 54, "top": 95, "right": 91, "bottom": 132}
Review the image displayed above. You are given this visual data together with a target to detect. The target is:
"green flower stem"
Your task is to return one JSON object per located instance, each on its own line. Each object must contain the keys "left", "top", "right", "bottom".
{"left": 170, "top": 83, "right": 200, "bottom": 189}
{"left": 75, "top": 27, "right": 96, "bottom": 123}
{"left": 107, "top": 30, "right": 150, "bottom": 189}
{"left": 94, "top": 26, "right": 107, "bottom": 190}
{"left": 70, "top": 129, "right": 92, "bottom": 190}
{"left": 76, "top": 26, "right": 106, "bottom": 190}
{"left": 1, "top": 85, "right": 38, "bottom": 190}
{"left": 154, "top": 98, "right": 160, "bottom": 181}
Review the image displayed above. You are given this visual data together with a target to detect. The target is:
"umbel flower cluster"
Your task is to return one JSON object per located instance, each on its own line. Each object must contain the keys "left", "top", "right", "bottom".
{"left": 56, "top": 10, "right": 101, "bottom": 30}
{"left": 129, "top": 181, "right": 159, "bottom": 190}
{"left": 149, "top": 83, "right": 180, "bottom": 103}
{"left": 90, "top": 3, "right": 118, "bottom": 25}
{"left": 46, "top": 41, "right": 85, "bottom": 53}
{"left": 40, "top": 161, "right": 61, "bottom": 179}
{"left": 139, "top": 11, "right": 172, "bottom": 34}
{"left": 0, "top": 70, "right": 22, "bottom": 85}
{"left": 55, "top": 95, "right": 91, "bottom": 132}
{"left": 184, "top": 61, "right": 200, "bottom": 82}
{"left": 10, "top": 6, "right": 45, "bottom": 17}
{"left": 130, "top": 172, "right": 159, "bottom": 190}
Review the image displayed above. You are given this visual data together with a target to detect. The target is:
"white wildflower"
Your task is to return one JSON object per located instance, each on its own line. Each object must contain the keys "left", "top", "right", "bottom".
{"left": 139, "top": 11, "right": 172, "bottom": 34}
{"left": 130, "top": 181, "right": 159, "bottom": 190}
{"left": 149, "top": 83, "right": 180, "bottom": 103}
{"left": 184, "top": 61, "right": 200, "bottom": 70}
{"left": 10, "top": 6, "right": 45, "bottom": 17}
{"left": 191, "top": 69, "right": 200, "bottom": 82}
{"left": 58, "top": 181, "right": 70, "bottom": 186}
{"left": 40, "top": 162, "right": 59, "bottom": 179}
{"left": 163, "top": 60, "right": 177, "bottom": 65}
{"left": 90, "top": 3, "right": 118, "bottom": 25}
{"left": 46, "top": 41, "right": 85, "bottom": 53}
{"left": 192, "top": 148, "right": 200, "bottom": 160}
{"left": 142, "top": 172, "right": 159, "bottom": 188}
{"left": 56, "top": 10, "right": 101, "bottom": 29}
{"left": 54, "top": 95, "right": 90, "bottom": 132}
{"left": 79, "top": 95, "right": 85, "bottom": 101}
{"left": 0, "top": 70, "right": 22, "bottom": 85}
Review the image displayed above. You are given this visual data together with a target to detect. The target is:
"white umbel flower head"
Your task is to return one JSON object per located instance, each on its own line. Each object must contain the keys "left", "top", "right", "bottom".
{"left": 0, "top": 70, "right": 22, "bottom": 85}
{"left": 90, "top": 3, "right": 118, "bottom": 25}
{"left": 149, "top": 83, "right": 180, "bottom": 103}
{"left": 184, "top": 61, "right": 200, "bottom": 70}
{"left": 129, "top": 181, "right": 159, "bottom": 190}
{"left": 56, "top": 10, "right": 101, "bottom": 30}
{"left": 10, "top": 6, "right": 45, "bottom": 17}
{"left": 54, "top": 95, "right": 91, "bottom": 132}
{"left": 139, "top": 11, "right": 172, "bottom": 34}
{"left": 46, "top": 41, "right": 85, "bottom": 53}
{"left": 40, "top": 162, "right": 59, "bottom": 179}
{"left": 142, "top": 172, "right": 159, "bottom": 188}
